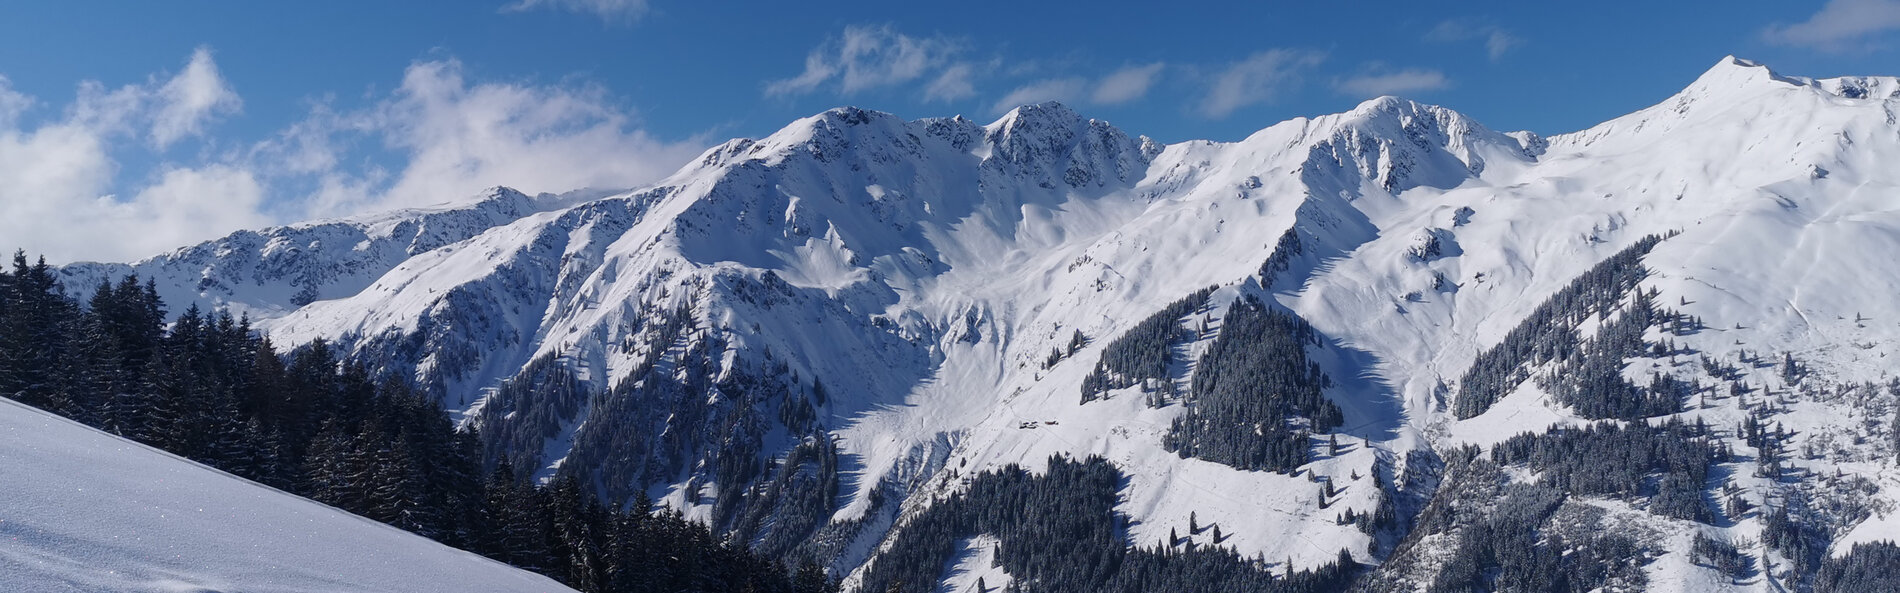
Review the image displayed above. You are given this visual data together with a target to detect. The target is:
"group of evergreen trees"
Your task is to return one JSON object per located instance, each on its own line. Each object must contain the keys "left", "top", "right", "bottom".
{"left": 1258, "top": 228, "right": 1305, "bottom": 288}
{"left": 0, "top": 252, "right": 817, "bottom": 593}
{"left": 1043, "top": 329, "right": 1087, "bottom": 370}
{"left": 1425, "top": 481, "right": 1650, "bottom": 593}
{"left": 1690, "top": 533, "right": 1753, "bottom": 580}
{"left": 859, "top": 454, "right": 1358, "bottom": 593}
{"left": 1762, "top": 491, "right": 1831, "bottom": 582}
{"left": 1491, "top": 418, "right": 1723, "bottom": 522}
{"left": 1534, "top": 285, "right": 1688, "bottom": 420}
{"left": 1816, "top": 540, "right": 1900, "bottom": 592}
{"left": 1453, "top": 234, "right": 1670, "bottom": 419}
{"left": 1162, "top": 295, "right": 1341, "bottom": 473}
{"left": 1079, "top": 286, "right": 1216, "bottom": 403}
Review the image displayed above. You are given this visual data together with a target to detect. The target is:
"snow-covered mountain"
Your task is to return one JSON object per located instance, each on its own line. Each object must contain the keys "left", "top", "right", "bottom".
{"left": 56, "top": 186, "right": 614, "bottom": 323}
{"left": 60, "top": 56, "right": 1900, "bottom": 591}
{"left": 0, "top": 397, "right": 576, "bottom": 593}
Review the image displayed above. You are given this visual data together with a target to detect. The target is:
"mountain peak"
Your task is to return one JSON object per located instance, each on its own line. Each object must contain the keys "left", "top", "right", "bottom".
{"left": 1349, "top": 95, "right": 1411, "bottom": 114}
{"left": 816, "top": 105, "right": 893, "bottom": 126}
{"left": 985, "top": 101, "right": 1087, "bottom": 146}
{"left": 979, "top": 100, "right": 1152, "bottom": 189}
{"left": 992, "top": 100, "right": 1079, "bottom": 124}
{"left": 1684, "top": 55, "right": 1803, "bottom": 94}
{"left": 1554, "top": 56, "right": 1898, "bottom": 153}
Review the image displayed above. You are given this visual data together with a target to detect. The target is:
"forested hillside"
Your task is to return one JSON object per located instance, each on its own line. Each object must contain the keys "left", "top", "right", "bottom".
{"left": 0, "top": 251, "right": 825, "bottom": 593}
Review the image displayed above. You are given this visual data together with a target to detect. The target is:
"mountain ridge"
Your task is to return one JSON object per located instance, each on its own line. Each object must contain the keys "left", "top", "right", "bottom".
{"left": 48, "top": 55, "right": 1900, "bottom": 591}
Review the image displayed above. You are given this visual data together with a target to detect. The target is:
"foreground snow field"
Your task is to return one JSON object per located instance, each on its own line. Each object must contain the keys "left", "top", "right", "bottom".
{"left": 0, "top": 397, "right": 576, "bottom": 593}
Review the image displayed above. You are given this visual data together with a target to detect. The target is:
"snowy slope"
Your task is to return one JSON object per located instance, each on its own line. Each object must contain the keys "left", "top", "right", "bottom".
{"left": 57, "top": 56, "right": 1900, "bottom": 591}
{"left": 0, "top": 397, "right": 575, "bottom": 593}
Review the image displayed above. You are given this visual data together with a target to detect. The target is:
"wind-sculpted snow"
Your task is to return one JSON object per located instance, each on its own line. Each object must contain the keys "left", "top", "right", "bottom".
{"left": 58, "top": 56, "right": 1900, "bottom": 591}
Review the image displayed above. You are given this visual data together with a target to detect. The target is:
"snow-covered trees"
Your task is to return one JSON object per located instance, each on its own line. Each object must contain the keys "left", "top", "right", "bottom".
{"left": 1162, "top": 295, "right": 1340, "bottom": 473}
{"left": 1491, "top": 418, "right": 1722, "bottom": 522}
{"left": 1080, "top": 286, "right": 1216, "bottom": 403}
{"left": 858, "top": 454, "right": 1358, "bottom": 593}
{"left": 1691, "top": 533, "right": 1753, "bottom": 581}
{"left": 1816, "top": 541, "right": 1900, "bottom": 593}
{"left": 1425, "top": 482, "right": 1651, "bottom": 593}
{"left": 1258, "top": 228, "right": 1305, "bottom": 287}
{"left": 1454, "top": 234, "right": 1676, "bottom": 420}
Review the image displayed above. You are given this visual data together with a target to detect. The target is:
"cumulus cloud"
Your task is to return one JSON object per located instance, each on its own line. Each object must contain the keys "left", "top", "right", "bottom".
{"left": 1335, "top": 68, "right": 1450, "bottom": 97}
{"left": 1427, "top": 19, "right": 1522, "bottom": 61}
{"left": 344, "top": 58, "right": 704, "bottom": 213}
{"left": 766, "top": 25, "right": 972, "bottom": 98}
{"left": 500, "top": 0, "right": 648, "bottom": 24}
{"left": 1, "top": 49, "right": 706, "bottom": 264}
{"left": 0, "top": 50, "right": 258, "bottom": 263}
{"left": 0, "top": 83, "right": 30, "bottom": 129}
{"left": 1199, "top": 50, "right": 1324, "bottom": 119}
{"left": 121, "top": 165, "right": 272, "bottom": 253}
{"left": 1763, "top": 0, "right": 1900, "bottom": 51}
{"left": 255, "top": 57, "right": 708, "bottom": 218}
{"left": 152, "top": 48, "right": 242, "bottom": 148}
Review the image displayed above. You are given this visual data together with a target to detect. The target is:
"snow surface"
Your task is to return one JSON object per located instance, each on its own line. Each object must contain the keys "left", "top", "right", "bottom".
{"left": 935, "top": 535, "right": 1011, "bottom": 593}
{"left": 58, "top": 56, "right": 1900, "bottom": 591}
{"left": 0, "top": 397, "right": 576, "bottom": 593}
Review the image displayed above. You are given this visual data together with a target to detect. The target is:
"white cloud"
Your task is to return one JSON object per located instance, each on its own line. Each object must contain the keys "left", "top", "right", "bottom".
{"left": 1763, "top": 0, "right": 1900, "bottom": 51}
{"left": 768, "top": 53, "right": 840, "bottom": 97}
{"left": 0, "top": 50, "right": 259, "bottom": 263}
{"left": 1427, "top": 19, "right": 1522, "bottom": 61}
{"left": 1, "top": 49, "right": 706, "bottom": 264}
{"left": 261, "top": 58, "right": 708, "bottom": 217}
{"left": 0, "top": 125, "right": 267, "bottom": 265}
{"left": 152, "top": 47, "right": 241, "bottom": 149}
{"left": 352, "top": 58, "right": 704, "bottom": 212}
{"left": 500, "top": 0, "right": 648, "bottom": 24}
{"left": 991, "top": 78, "right": 1088, "bottom": 114}
{"left": 0, "top": 81, "right": 33, "bottom": 129}
{"left": 121, "top": 165, "right": 272, "bottom": 253}
{"left": 1091, "top": 62, "right": 1165, "bottom": 105}
{"left": 766, "top": 25, "right": 971, "bottom": 98}
{"left": 768, "top": 25, "right": 1169, "bottom": 112}
{"left": 924, "top": 63, "right": 977, "bottom": 102}
{"left": 1335, "top": 68, "right": 1450, "bottom": 97}
{"left": 989, "top": 63, "right": 1167, "bottom": 114}
{"left": 1199, "top": 50, "right": 1325, "bottom": 119}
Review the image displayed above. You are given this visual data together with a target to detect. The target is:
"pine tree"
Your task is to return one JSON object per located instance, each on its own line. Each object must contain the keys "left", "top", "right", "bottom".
{"left": 793, "top": 558, "right": 833, "bottom": 593}
{"left": 0, "top": 252, "right": 76, "bottom": 409}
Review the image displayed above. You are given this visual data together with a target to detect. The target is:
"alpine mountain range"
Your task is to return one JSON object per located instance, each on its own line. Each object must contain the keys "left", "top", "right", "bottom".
{"left": 18, "top": 55, "right": 1900, "bottom": 592}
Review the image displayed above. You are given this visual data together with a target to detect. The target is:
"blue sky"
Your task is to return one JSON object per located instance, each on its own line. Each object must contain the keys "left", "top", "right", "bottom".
{"left": 2, "top": 0, "right": 1897, "bottom": 262}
